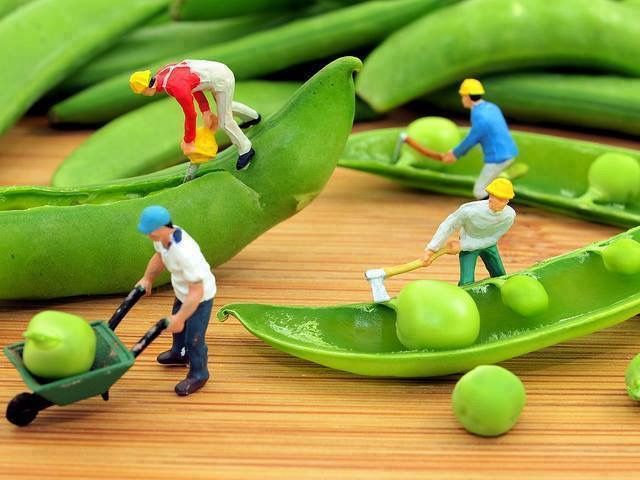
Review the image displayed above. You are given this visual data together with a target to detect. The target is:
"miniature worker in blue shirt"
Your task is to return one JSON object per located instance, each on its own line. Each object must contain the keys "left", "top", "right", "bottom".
{"left": 442, "top": 79, "right": 519, "bottom": 200}
{"left": 136, "top": 205, "right": 216, "bottom": 396}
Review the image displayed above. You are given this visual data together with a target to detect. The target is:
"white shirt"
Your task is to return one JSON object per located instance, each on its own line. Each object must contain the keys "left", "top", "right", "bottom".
{"left": 153, "top": 226, "right": 216, "bottom": 303}
{"left": 426, "top": 200, "right": 515, "bottom": 252}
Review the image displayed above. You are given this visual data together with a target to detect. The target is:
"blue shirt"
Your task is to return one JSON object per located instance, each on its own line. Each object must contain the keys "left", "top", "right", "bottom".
{"left": 452, "top": 101, "right": 518, "bottom": 164}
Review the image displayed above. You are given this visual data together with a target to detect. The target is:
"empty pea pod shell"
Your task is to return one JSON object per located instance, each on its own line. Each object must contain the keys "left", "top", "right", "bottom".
{"left": 0, "top": 56, "right": 361, "bottom": 300}
{"left": 218, "top": 228, "right": 640, "bottom": 377}
{"left": 339, "top": 127, "right": 640, "bottom": 228}
{"left": 356, "top": 0, "right": 640, "bottom": 112}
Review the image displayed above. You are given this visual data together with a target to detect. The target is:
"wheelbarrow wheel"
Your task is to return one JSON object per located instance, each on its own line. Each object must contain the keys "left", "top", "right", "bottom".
{"left": 6, "top": 393, "right": 53, "bottom": 427}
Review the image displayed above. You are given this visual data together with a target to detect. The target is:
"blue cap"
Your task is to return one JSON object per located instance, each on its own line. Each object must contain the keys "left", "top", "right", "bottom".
{"left": 138, "top": 205, "right": 171, "bottom": 234}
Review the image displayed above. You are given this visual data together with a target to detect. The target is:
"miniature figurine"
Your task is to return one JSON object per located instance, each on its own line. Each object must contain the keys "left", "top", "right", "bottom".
{"left": 423, "top": 178, "right": 515, "bottom": 286}
{"left": 129, "top": 60, "right": 261, "bottom": 170}
{"left": 442, "top": 79, "right": 519, "bottom": 199}
{"left": 136, "top": 205, "right": 216, "bottom": 396}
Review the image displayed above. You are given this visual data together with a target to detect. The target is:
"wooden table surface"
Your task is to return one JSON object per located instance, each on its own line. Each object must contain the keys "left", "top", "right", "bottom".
{"left": 0, "top": 116, "right": 639, "bottom": 480}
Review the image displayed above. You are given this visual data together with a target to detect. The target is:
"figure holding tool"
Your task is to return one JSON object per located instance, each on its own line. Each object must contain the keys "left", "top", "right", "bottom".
{"left": 136, "top": 205, "right": 216, "bottom": 396}
{"left": 129, "top": 60, "right": 261, "bottom": 170}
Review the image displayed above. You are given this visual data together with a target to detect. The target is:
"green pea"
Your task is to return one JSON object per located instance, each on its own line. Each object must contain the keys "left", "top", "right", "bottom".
{"left": 339, "top": 127, "right": 640, "bottom": 228}
{"left": 357, "top": 0, "right": 640, "bottom": 112}
{"left": 399, "top": 117, "right": 460, "bottom": 170}
{"left": 582, "top": 153, "right": 640, "bottom": 205}
{"left": 0, "top": 0, "right": 167, "bottom": 135}
{"left": 218, "top": 228, "right": 640, "bottom": 377}
{"left": 0, "top": 56, "right": 361, "bottom": 299}
{"left": 50, "top": 0, "right": 455, "bottom": 123}
{"left": 625, "top": 353, "right": 640, "bottom": 401}
{"left": 452, "top": 365, "right": 526, "bottom": 437}
{"left": 499, "top": 275, "right": 549, "bottom": 318}
{"left": 390, "top": 280, "right": 480, "bottom": 350}
{"left": 424, "top": 74, "right": 640, "bottom": 137}
{"left": 601, "top": 238, "right": 640, "bottom": 275}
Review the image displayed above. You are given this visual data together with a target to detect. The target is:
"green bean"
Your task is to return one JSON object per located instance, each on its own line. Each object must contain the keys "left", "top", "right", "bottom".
{"left": 339, "top": 126, "right": 640, "bottom": 228}
{"left": 625, "top": 353, "right": 640, "bottom": 401}
{"left": 59, "top": 15, "right": 290, "bottom": 92}
{"left": 0, "top": 56, "right": 361, "bottom": 299}
{"left": 0, "top": 0, "right": 32, "bottom": 19}
{"left": 52, "top": 81, "right": 301, "bottom": 187}
{"left": 424, "top": 74, "right": 640, "bottom": 137}
{"left": 217, "top": 227, "right": 640, "bottom": 377}
{"left": 170, "top": 0, "right": 304, "bottom": 20}
{"left": 0, "top": 0, "right": 168, "bottom": 136}
{"left": 356, "top": 0, "right": 640, "bottom": 112}
{"left": 50, "top": 0, "right": 456, "bottom": 124}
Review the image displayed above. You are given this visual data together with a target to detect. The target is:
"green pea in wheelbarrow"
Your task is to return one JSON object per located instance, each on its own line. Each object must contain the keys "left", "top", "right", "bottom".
{"left": 3, "top": 286, "right": 168, "bottom": 427}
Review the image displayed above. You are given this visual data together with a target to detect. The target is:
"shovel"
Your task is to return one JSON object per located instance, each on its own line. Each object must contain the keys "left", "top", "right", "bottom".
{"left": 391, "top": 132, "right": 444, "bottom": 164}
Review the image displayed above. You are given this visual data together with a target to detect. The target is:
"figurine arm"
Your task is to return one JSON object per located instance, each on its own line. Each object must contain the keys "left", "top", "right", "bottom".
{"left": 193, "top": 91, "right": 211, "bottom": 114}
{"left": 452, "top": 117, "right": 486, "bottom": 159}
{"left": 167, "top": 281, "right": 204, "bottom": 333}
{"left": 426, "top": 207, "right": 465, "bottom": 252}
{"left": 172, "top": 90, "right": 198, "bottom": 143}
{"left": 137, "top": 252, "right": 165, "bottom": 294}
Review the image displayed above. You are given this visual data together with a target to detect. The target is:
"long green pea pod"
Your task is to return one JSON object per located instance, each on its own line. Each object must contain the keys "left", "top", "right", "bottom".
{"left": 218, "top": 227, "right": 640, "bottom": 377}
{"left": 170, "top": 0, "right": 303, "bottom": 20}
{"left": 0, "top": 0, "right": 168, "bottom": 136}
{"left": 357, "top": 0, "right": 640, "bottom": 112}
{"left": 0, "top": 57, "right": 361, "bottom": 300}
{"left": 52, "top": 81, "right": 301, "bottom": 187}
{"left": 424, "top": 74, "right": 640, "bottom": 137}
{"left": 49, "top": 0, "right": 457, "bottom": 125}
{"left": 59, "top": 15, "right": 293, "bottom": 92}
{"left": 0, "top": 0, "right": 32, "bottom": 19}
{"left": 339, "top": 127, "right": 640, "bottom": 228}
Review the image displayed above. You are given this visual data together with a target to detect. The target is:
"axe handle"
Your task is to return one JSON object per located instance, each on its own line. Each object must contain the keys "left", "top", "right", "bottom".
{"left": 383, "top": 244, "right": 457, "bottom": 278}
{"left": 405, "top": 136, "right": 444, "bottom": 162}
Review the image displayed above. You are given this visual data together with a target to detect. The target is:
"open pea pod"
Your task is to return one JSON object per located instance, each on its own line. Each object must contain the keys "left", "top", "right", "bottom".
{"left": 0, "top": 56, "right": 361, "bottom": 300}
{"left": 218, "top": 227, "right": 640, "bottom": 377}
{"left": 339, "top": 127, "right": 640, "bottom": 228}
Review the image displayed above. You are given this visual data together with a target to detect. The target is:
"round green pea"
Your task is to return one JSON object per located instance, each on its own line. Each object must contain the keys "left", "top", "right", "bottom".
{"left": 601, "top": 238, "right": 640, "bottom": 275}
{"left": 399, "top": 116, "right": 460, "bottom": 169}
{"left": 587, "top": 153, "right": 640, "bottom": 204}
{"left": 394, "top": 280, "right": 480, "bottom": 350}
{"left": 625, "top": 353, "right": 640, "bottom": 401}
{"left": 452, "top": 365, "right": 526, "bottom": 437}
{"left": 500, "top": 275, "right": 549, "bottom": 317}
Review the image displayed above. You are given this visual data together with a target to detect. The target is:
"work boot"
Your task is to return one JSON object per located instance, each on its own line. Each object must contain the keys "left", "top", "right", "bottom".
{"left": 156, "top": 350, "right": 188, "bottom": 366}
{"left": 236, "top": 148, "right": 255, "bottom": 170}
{"left": 175, "top": 375, "right": 209, "bottom": 396}
{"left": 239, "top": 114, "right": 261, "bottom": 129}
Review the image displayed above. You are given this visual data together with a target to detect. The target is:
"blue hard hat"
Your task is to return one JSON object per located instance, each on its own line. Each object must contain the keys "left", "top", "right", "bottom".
{"left": 138, "top": 205, "right": 171, "bottom": 234}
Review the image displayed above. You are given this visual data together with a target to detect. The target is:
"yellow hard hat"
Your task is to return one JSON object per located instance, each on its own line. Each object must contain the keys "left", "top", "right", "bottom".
{"left": 129, "top": 70, "right": 152, "bottom": 94}
{"left": 188, "top": 127, "right": 218, "bottom": 164}
{"left": 486, "top": 178, "right": 515, "bottom": 200}
{"left": 458, "top": 78, "right": 485, "bottom": 96}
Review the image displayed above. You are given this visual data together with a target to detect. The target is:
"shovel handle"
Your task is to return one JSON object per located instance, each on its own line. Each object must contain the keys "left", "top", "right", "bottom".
{"left": 108, "top": 285, "right": 146, "bottom": 331}
{"left": 383, "top": 241, "right": 459, "bottom": 279}
{"left": 404, "top": 136, "right": 444, "bottom": 162}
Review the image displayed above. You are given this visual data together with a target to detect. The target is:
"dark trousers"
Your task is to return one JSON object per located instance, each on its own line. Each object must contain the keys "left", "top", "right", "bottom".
{"left": 169, "top": 298, "right": 213, "bottom": 380}
{"left": 458, "top": 244, "right": 506, "bottom": 286}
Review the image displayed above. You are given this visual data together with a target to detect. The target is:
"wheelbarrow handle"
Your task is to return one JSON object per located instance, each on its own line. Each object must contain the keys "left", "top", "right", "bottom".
{"left": 108, "top": 285, "right": 146, "bottom": 331}
{"left": 130, "top": 318, "right": 170, "bottom": 358}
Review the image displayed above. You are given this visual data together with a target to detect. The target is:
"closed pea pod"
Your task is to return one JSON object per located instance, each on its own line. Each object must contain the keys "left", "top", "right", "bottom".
{"left": 170, "top": 0, "right": 304, "bottom": 20}
{"left": 339, "top": 126, "right": 640, "bottom": 228}
{"left": 356, "top": 0, "right": 640, "bottom": 112}
{"left": 218, "top": 226, "right": 640, "bottom": 377}
{"left": 50, "top": 0, "right": 457, "bottom": 124}
{"left": 0, "top": 57, "right": 361, "bottom": 299}
{"left": 0, "top": 0, "right": 168, "bottom": 136}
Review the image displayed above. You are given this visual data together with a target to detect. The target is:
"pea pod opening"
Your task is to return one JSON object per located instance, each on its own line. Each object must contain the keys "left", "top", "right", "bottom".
{"left": 218, "top": 227, "right": 640, "bottom": 378}
{"left": 0, "top": 56, "right": 362, "bottom": 300}
{"left": 339, "top": 127, "right": 640, "bottom": 228}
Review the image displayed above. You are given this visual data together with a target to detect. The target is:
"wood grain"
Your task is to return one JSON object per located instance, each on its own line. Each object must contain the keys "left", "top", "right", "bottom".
{"left": 0, "top": 116, "right": 639, "bottom": 480}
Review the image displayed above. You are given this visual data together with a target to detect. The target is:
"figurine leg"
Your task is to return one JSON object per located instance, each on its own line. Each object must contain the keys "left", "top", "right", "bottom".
{"left": 175, "top": 299, "right": 213, "bottom": 396}
{"left": 479, "top": 245, "right": 506, "bottom": 278}
{"left": 458, "top": 250, "right": 479, "bottom": 286}
{"left": 157, "top": 298, "right": 188, "bottom": 365}
{"left": 473, "top": 159, "right": 514, "bottom": 199}
{"left": 232, "top": 100, "right": 260, "bottom": 127}
{"left": 214, "top": 89, "right": 252, "bottom": 156}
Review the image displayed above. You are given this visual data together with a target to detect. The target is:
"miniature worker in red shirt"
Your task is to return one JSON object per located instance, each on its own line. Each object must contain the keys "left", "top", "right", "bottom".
{"left": 130, "top": 60, "right": 261, "bottom": 170}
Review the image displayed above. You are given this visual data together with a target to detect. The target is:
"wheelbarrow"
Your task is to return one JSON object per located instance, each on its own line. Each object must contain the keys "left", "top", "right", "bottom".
{"left": 3, "top": 286, "right": 168, "bottom": 427}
